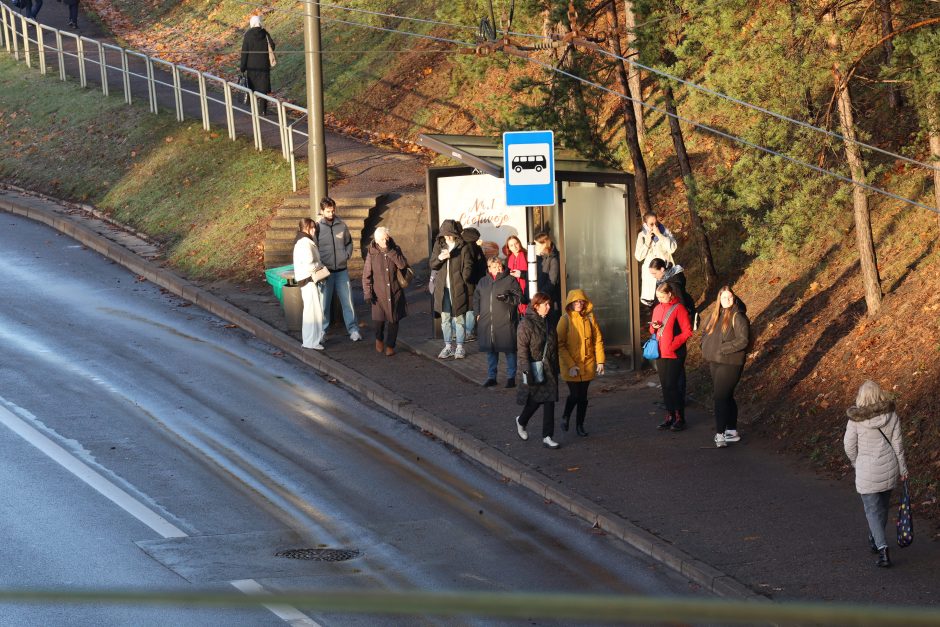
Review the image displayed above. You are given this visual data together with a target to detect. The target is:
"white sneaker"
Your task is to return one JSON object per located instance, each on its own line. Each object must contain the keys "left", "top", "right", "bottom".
{"left": 724, "top": 430, "right": 741, "bottom": 443}
{"left": 515, "top": 416, "right": 528, "bottom": 441}
{"left": 714, "top": 433, "right": 727, "bottom": 448}
{"left": 454, "top": 345, "right": 466, "bottom": 359}
{"left": 438, "top": 345, "right": 454, "bottom": 359}
{"left": 542, "top": 436, "right": 560, "bottom": 449}
{"left": 350, "top": 331, "right": 362, "bottom": 342}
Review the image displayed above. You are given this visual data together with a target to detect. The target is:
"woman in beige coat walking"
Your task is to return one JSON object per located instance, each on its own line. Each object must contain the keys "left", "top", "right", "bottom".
{"left": 844, "top": 380, "right": 908, "bottom": 568}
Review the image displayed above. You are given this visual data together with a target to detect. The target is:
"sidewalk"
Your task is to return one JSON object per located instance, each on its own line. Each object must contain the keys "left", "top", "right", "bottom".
{"left": 3, "top": 186, "right": 939, "bottom": 607}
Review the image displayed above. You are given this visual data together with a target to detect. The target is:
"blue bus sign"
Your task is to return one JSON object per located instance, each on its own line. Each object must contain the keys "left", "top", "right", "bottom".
{"left": 503, "top": 130, "right": 555, "bottom": 207}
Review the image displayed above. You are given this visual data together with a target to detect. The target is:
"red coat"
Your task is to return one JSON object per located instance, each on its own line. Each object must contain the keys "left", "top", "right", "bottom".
{"left": 649, "top": 298, "right": 693, "bottom": 359}
{"left": 506, "top": 250, "right": 528, "bottom": 315}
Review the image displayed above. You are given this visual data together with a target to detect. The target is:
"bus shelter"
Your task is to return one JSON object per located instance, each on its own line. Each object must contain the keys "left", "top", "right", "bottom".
{"left": 418, "top": 134, "right": 643, "bottom": 370}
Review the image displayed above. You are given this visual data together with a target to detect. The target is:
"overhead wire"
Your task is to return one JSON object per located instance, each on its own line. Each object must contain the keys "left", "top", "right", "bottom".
{"left": 227, "top": 1, "right": 939, "bottom": 212}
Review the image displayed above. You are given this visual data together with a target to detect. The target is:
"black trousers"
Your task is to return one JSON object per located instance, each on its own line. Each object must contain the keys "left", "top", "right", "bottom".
{"left": 710, "top": 362, "right": 743, "bottom": 433}
{"left": 656, "top": 347, "right": 687, "bottom": 413}
{"left": 373, "top": 320, "right": 399, "bottom": 348}
{"left": 563, "top": 380, "right": 591, "bottom": 425}
{"left": 519, "top": 399, "right": 555, "bottom": 438}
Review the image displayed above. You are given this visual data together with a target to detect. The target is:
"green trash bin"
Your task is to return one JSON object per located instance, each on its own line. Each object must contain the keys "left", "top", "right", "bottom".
{"left": 282, "top": 284, "right": 303, "bottom": 332}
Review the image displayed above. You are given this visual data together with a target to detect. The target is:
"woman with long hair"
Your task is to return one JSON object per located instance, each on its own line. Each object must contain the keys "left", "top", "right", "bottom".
{"left": 292, "top": 217, "right": 325, "bottom": 350}
{"left": 514, "top": 292, "right": 561, "bottom": 449}
{"left": 533, "top": 233, "right": 561, "bottom": 322}
{"left": 650, "top": 283, "right": 693, "bottom": 431}
{"left": 700, "top": 286, "right": 750, "bottom": 447}
{"left": 844, "top": 380, "right": 908, "bottom": 568}
{"left": 503, "top": 234, "right": 528, "bottom": 315}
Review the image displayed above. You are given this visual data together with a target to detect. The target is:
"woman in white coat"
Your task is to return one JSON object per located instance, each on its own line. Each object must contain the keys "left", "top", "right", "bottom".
{"left": 293, "top": 218, "right": 326, "bottom": 350}
{"left": 634, "top": 212, "right": 678, "bottom": 309}
{"left": 844, "top": 380, "right": 908, "bottom": 568}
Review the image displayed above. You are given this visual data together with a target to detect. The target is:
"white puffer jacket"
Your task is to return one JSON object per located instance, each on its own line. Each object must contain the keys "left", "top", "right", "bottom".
{"left": 844, "top": 400, "right": 908, "bottom": 494}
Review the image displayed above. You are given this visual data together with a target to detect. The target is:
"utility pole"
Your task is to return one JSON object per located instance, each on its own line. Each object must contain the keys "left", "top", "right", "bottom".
{"left": 303, "top": 0, "right": 329, "bottom": 214}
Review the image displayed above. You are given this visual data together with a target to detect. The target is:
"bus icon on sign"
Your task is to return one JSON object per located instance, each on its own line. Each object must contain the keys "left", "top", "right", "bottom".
{"left": 512, "top": 155, "right": 547, "bottom": 173}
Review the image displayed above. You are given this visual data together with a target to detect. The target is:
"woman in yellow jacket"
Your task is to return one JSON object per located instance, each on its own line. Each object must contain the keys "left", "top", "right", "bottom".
{"left": 557, "top": 289, "right": 605, "bottom": 437}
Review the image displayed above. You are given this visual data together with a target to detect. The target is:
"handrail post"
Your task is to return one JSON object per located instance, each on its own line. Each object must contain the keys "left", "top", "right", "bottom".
{"left": 197, "top": 72, "right": 210, "bottom": 131}
{"left": 21, "top": 16, "right": 31, "bottom": 68}
{"left": 278, "top": 102, "right": 289, "bottom": 161}
{"left": 145, "top": 56, "right": 157, "bottom": 113}
{"left": 76, "top": 36, "right": 86, "bottom": 87}
{"left": 223, "top": 81, "right": 236, "bottom": 140}
{"left": 55, "top": 30, "right": 65, "bottom": 81}
{"left": 97, "top": 40, "right": 108, "bottom": 96}
{"left": 36, "top": 25, "right": 46, "bottom": 75}
{"left": 171, "top": 63, "right": 183, "bottom": 121}
{"left": 289, "top": 123, "right": 298, "bottom": 192}
{"left": 250, "top": 93, "right": 262, "bottom": 150}
{"left": 121, "top": 48, "right": 131, "bottom": 104}
{"left": 10, "top": 11, "right": 19, "bottom": 60}
{"left": 2, "top": 7, "right": 11, "bottom": 54}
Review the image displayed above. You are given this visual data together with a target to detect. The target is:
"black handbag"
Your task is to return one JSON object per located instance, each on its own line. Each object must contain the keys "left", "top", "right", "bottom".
{"left": 236, "top": 72, "right": 250, "bottom": 105}
{"left": 897, "top": 479, "right": 913, "bottom": 548}
{"left": 396, "top": 266, "right": 414, "bottom": 289}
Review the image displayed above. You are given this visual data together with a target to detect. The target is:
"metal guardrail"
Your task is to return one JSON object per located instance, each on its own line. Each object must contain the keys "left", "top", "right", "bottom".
{"left": 0, "top": 4, "right": 309, "bottom": 191}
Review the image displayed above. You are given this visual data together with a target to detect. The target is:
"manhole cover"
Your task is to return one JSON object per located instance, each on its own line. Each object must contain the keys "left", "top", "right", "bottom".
{"left": 274, "top": 548, "right": 360, "bottom": 562}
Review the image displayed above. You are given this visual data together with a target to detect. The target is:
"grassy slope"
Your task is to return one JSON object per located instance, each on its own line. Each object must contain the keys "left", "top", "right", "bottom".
{"left": 0, "top": 55, "right": 299, "bottom": 282}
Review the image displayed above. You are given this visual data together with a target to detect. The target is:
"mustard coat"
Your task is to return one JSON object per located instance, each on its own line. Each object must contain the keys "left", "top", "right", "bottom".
{"left": 557, "top": 289, "right": 606, "bottom": 383}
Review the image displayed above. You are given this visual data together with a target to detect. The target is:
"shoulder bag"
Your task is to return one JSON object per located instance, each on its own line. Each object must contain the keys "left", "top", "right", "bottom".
{"left": 266, "top": 34, "right": 277, "bottom": 67}
{"left": 396, "top": 266, "right": 415, "bottom": 289}
{"left": 643, "top": 304, "right": 679, "bottom": 360}
{"left": 878, "top": 428, "right": 913, "bottom": 547}
{"left": 525, "top": 327, "right": 549, "bottom": 385}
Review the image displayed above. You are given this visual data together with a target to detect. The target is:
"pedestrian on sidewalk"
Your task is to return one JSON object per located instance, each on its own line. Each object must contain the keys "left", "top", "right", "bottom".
{"left": 844, "top": 380, "right": 909, "bottom": 568}
{"left": 650, "top": 256, "right": 696, "bottom": 401}
{"left": 362, "top": 227, "right": 408, "bottom": 357}
{"left": 27, "top": 0, "right": 41, "bottom": 19}
{"left": 650, "top": 283, "right": 693, "bottom": 431}
{"left": 557, "top": 289, "right": 605, "bottom": 438}
{"left": 504, "top": 234, "right": 528, "bottom": 315}
{"left": 17, "top": 0, "right": 32, "bottom": 16}
{"left": 474, "top": 256, "right": 523, "bottom": 388}
{"left": 634, "top": 212, "right": 678, "bottom": 313}
{"left": 700, "top": 286, "right": 750, "bottom": 448}
{"left": 292, "top": 218, "right": 326, "bottom": 350}
{"left": 515, "top": 292, "right": 561, "bottom": 449}
{"left": 430, "top": 220, "right": 473, "bottom": 359}
{"left": 316, "top": 197, "right": 361, "bottom": 342}
{"left": 533, "top": 233, "right": 561, "bottom": 325}
{"left": 63, "top": 0, "right": 80, "bottom": 28}
{"left": 239, "top": 15, "right": 276, "bottom": 116}
{"left": 462, "top": 227, "right": 487, "bottom": 343}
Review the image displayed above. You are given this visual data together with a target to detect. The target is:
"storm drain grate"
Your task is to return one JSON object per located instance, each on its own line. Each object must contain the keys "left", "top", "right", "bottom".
{"left": 274, "top": 548, "right": 360, "bottom": 562}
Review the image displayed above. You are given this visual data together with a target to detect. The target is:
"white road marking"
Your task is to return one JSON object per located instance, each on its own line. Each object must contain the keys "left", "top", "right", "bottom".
{"left": 0, "top": 397, "right": 321, "bottom": 626}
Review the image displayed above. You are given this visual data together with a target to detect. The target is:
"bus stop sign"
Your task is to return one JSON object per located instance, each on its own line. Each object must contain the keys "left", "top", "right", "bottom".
{"left": 503, "top": 130, "right": 556, "bottom": 207}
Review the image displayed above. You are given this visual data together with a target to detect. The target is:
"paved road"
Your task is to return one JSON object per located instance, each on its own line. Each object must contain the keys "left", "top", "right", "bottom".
{"left": 0, "top": 213, "right": 703, "bottom": 624}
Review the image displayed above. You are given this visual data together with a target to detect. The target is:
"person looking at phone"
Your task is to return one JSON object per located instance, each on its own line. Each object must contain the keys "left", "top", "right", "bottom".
{"left": 650, "top": 282, "right": 693, "bottom": 431}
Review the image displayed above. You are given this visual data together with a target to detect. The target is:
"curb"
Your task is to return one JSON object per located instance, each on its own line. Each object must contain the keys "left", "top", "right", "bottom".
{"left": 1, "top": 192, "right": 766, "bottom": 602}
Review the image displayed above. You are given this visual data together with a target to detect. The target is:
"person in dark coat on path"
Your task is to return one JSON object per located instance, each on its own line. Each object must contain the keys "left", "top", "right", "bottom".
{"left": 534, "top": 233, "right": 561, "bottom": 325}
{"left": 239, "top": 15, "right": 276, "bottom": 115}
{"left": 64, "top": 0, "right": 80, "bottom": 29}
{"left": 430, "top": 220, "right": 473, "bottom": 359}
{"left": 362, "top": 227, "right": 408, "bottom": 356}
{"left": 462, "top": 227, "right": 487, "bottom": 342}
{"left": 514, "top": 292, "right": 561, "bottom": 449}
{"left": 474, "top": 256, "right": 523, "bottom": 389}
{"left": 700, "top": 286, "right": 750, "bottom": 448}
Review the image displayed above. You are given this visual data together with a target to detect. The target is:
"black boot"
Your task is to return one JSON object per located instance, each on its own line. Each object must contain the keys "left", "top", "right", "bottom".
{"left": 561, "top": 415, "right": 570, "bottom": 432}
{"left": 670, "top": 409, "right": 687, "bottom": 432}
{"left": 657, "top": 411, "right": 675, "bottom": 430}
{"left": 876, "top": 547, "right": 891, "bottom": 568}
{"left": 576, "top": 422, "right": 588, "bottom": 437}
{"left": 868, "top": 533, "right": 879, "bottom": 554}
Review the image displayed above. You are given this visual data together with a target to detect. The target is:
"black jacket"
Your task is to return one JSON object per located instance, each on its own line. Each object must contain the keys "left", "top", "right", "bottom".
{"left": 430, "top": 238, "right": 473, "bottom": 317}
{"left": 516, "top": 308, "right": 559, "bottom": 405}
{"left": 537, "top": 250, "right": 561, "bottom": 310}
{"left": 240, "top": 27, "right": 275, "bottom": 73}
{"left": 362, "top": 239, "right": 408, "bottom": 323}
{"left": 473, "top": 271, "right": 523, "bottom": 354}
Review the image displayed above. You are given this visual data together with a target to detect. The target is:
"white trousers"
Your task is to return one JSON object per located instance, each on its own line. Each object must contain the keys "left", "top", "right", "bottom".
{"left": 301, "top": 282, "right": 325, "bottom": 348}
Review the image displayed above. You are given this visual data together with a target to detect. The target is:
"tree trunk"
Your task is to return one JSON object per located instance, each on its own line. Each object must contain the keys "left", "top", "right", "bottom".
{"left": 928, "top": 102, "right": 940, "bottom": 229}
{"left": 663, "top": 84, "right": 718, "bottom": 300}
{"left": 605, "top": 1, "right": 652, "bottom": 215}
{"left": 877, "top": 0, "right": 902, "bottom": 109}
{"left": 622, "top": 0, "right": 647, "bottom": 150}
{"left": 826, "top": 12, "right": 883, "bottom": 316}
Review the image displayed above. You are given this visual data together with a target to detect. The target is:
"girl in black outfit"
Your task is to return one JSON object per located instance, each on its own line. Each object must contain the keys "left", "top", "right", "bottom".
{"left": 700, "top": 286, "right": 750, "bottom": 447}
{"left": 514, "top": 292, "right": 561, "bottom": 449}
{"left": 533, "top": 233, "right": 561, "bottom": 325}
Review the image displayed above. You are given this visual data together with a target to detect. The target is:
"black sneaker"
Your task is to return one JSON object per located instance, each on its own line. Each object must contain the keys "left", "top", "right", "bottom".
{"left": 657, "top": 413, "right": 675, "bottom": 430}
{"left": 465, "top": 334, "right": 476, "bottom": 342}
{"left": 481, "top": 378, "right": 497, "bottom": 388}
{"left": 505, "top": 378, "right": 516, "bottom": 388}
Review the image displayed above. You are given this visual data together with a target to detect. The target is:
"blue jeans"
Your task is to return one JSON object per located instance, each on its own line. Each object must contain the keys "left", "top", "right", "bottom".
{"left": 861, "top": 490, "right": 892, "bottom": 550}
{"left": 28, "top": 0, "right": 42, "bottom": 18}
{"left": 487, "top": 351, "right": 517, "bottom": 380}
{"left": 321, "top": 269, "right": 358, "bottom": 335}
{"left": 465, "top": 310, "right": 476, "bottom": 337}
{"left": 440, "top": 288, "right": 465, "bottom": 346}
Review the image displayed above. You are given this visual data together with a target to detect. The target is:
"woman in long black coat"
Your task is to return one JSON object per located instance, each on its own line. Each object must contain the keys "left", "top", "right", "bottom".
{"left": 239, "top": 15, "right": 276, "bottom": 115}
{"left": 514, "top": 292, "right": 561, "bottom": 449}
{"left": 362, "top": 227, "right": 408, "bottom": 356}
{"left": 473, "top": 257, "right": 523, "bottom": 388}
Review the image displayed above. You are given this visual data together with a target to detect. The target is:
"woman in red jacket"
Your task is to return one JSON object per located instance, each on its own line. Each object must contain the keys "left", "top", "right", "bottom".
{"left": 504, "top": 234, "right": 528, "bottom": 315}
{"left": 650, "top": 282, "right": 693, "bottom": 431}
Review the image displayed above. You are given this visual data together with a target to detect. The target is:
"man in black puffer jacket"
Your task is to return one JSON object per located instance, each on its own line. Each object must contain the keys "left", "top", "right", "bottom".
{"left": 240, "top": 15, "right": 276, "bottom": 115}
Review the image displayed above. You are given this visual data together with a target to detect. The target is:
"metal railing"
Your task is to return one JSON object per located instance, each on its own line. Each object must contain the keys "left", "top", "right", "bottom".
{"left": 0, "top": 4, "right": 309, "bottom": 192}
